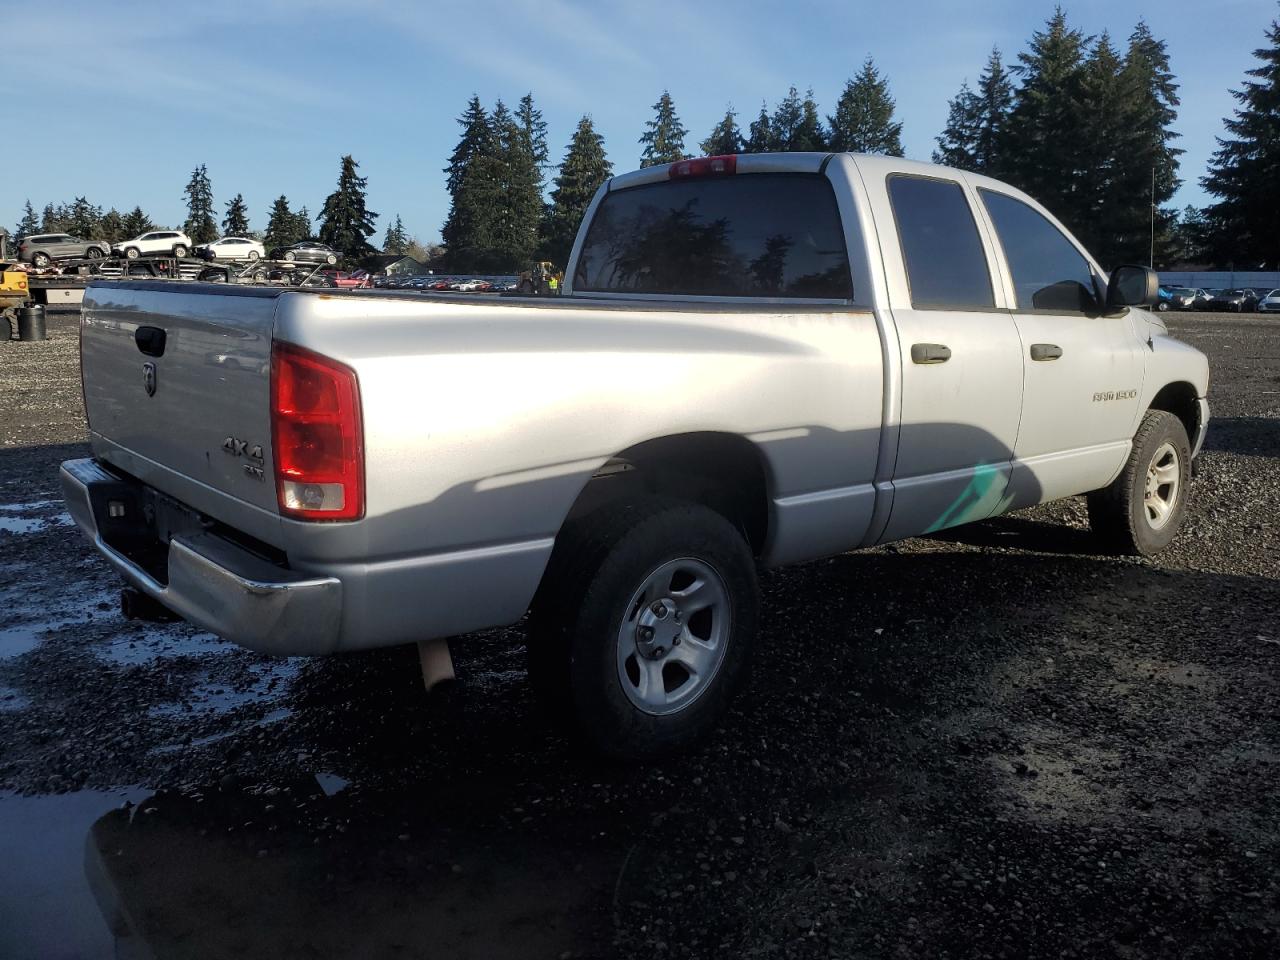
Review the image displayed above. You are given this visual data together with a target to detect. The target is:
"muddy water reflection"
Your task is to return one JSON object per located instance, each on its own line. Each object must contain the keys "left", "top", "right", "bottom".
{"left": 83, "top": 776, "right": 626, "bottom": 958}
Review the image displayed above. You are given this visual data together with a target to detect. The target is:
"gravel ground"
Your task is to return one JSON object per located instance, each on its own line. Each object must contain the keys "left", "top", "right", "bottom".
{"left": 0, "top": 309, "right": 1276, "bottom": 959}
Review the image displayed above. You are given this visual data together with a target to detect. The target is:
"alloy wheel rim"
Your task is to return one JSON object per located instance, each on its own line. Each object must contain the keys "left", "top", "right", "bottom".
{"left": 616, "top": 557, "right": 730, "bottom": 717}
{"left": 1143, "top": 441, "right": 1181, "bottom": 530}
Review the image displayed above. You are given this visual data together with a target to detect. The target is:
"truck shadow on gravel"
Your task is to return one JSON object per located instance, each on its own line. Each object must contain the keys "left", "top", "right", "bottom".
{"left": 67, "top": 550, "right": 1270, "bottom": 960}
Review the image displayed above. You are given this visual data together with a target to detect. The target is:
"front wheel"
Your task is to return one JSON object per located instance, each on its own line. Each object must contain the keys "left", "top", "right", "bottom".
{"left": 325, "top": 254, "right": 337, "bottom": 265}
{"left": 1157, "top": 301, "right": 1170, "bottom": 311}
{"left": 124, "top": 247, "right": 140, "bottom": 259}
{"left": 528, "top": 498, "right": 759, "bottom": 760}
{"left": 248, "top": 250, "right": 260, "bottom": 261}
{"left": 85, "top": 247, "right": 105, "bottom": 260}
{"left": 1087, "top": 410, "right": 1191, "bottom": 556}
{"left": 172, "top": 244, "right": 188, "bottom": 258}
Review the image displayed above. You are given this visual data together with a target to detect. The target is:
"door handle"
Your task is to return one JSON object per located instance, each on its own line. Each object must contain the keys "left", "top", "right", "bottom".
{"left": 134, "top": 325, "right": 167, "bottom": 358}
{"left": 1029, "top": 343, "right": 1063, "bottom": 361}
{"left": 910, "top": 342, "right": 951, "bottom": 364}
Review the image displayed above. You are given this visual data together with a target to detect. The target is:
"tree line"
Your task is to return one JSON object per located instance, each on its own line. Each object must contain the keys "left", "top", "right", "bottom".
{"left": 12, "top": 155, "right": 391, "bottom": 260}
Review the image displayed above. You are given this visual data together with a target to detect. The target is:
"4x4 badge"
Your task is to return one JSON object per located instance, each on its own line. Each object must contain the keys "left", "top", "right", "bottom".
{"left": 142, "top": 361, "right": 157, "bottom": 397}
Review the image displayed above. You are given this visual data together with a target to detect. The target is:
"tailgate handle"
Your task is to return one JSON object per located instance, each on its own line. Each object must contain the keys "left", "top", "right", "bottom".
{"left": 134, "top": 326, "right": 167, "bottom": 357}
{"left": 910, "top": 342, "right": 951, "bottom": 364}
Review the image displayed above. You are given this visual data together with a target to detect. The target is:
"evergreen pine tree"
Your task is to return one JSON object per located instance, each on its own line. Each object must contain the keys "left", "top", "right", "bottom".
{"left": 99, "top": 209, "right": 125, "bottom": 243}
{"left": 768, "top": 87, "right": 826, "bottom": 151}
{"left": 40, "top": 203, "right": 60, "bottom": 232}
{"left": 797, "top": 89, "right": 827, "bottom": 151}
{"left": 14, "top": 201, "right": 39, "bottom": 242}
{"left": 1121, "top": 21, "right": 1182, "bottom": 266}
{"left": 1004, "top": 9, "right": 1090, "bottom": 230}
{"left": 121, "top": 207, "right": 154, "bottom": 238}
{"left": 65, "top": 197, "right": 103, "bottom": 240}
{"left": 743, "top": 101, "right": 775, "bottom": 152}
{"left": 933, "top": 80, "right": 983, "bottom": 169}
{"left": 383, "top": 215, "right": 410, "bottom": 255}
{"left": 516, "top": 93, "right": 550, "bottom": 176}
{"left": 541, "top": 115, "right": 613, "bottom": 267}
{"left": 701, "top": 106, "right": 744, "bottom": 155}
{"left": 441, "top": 96, "right": 499, "bottom": 271}
{"left": 488, "top": 99, "right": 543, "bottom": 270}
{"left": 1173, "top": 205, "right": 1211, "bottom": 264}
{"left": 264, "top": 196, "right": 297, "bottom": 250}
{"left": 1075, "top": 32, "right": 1142, "bottom": 262}
{"left": 183, "top": 164, "right": 218, "bottom": 244}
{"left": 222, "top": 193, "right": 250, "bottom": 236}
{"left": 1201, "top": 11, "right": 1280, "bottom": 268}
{"left": 295, "top": 206, "right": 313, "bottom": 242}
{"left": 974, "top": 48, "right": 1014, "bottom": 175}
{"left": 638, "top": 91, "right": 689, "bottom": 167}
{"left": 318, "top": 155, "right": 378, "bottom": 257}
{"left": 828, "top": 58, "right": 904, "bottom": 155}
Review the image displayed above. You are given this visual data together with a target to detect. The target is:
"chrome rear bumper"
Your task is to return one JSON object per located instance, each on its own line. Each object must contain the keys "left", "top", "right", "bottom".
{"left": 59, "top": 458, "right": 342, "bottom": 655}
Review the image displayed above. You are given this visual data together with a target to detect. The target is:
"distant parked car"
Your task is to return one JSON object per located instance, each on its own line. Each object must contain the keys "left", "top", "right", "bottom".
{"left": 1256, "top": 289, "right": 1280, "bottom": 313}
{"left": 1157, "top": 286, "right": 1201, "bottom": 311}
{"left": 112, "top": 230, "right": 194, "bottom": 259}
{"left": 196, "top": 237, "right": 265, "bottom": 261}
{"left": 322, "top": 270, "right": 372, "bottom": 288}
{"left": 269, "top": 241, "right": 338, "bottom": 265}
{"left": 17, "top": 233, "right": 111, "bottom": 266}
{"left": 1204, "top": 288, "right": 1259, "bottom": 312}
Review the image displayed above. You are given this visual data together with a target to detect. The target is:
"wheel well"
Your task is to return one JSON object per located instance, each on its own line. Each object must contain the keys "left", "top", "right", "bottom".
{"left": 565, "top": 433, "right": 771, "bottom": 555}
{"left": 1148, "top": 381, "right": 1200, "bottom": 442}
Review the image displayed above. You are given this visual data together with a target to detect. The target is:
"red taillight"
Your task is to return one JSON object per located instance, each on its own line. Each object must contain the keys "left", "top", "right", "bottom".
{"left": 270, "top": 341, "right": 364, "bottom": 521}
{"left": 668, "top": 155, "right": 737, "bottom": 179}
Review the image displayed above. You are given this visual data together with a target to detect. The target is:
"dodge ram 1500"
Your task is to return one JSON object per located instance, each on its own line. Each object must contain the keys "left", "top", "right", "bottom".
{"left": 62, "top": 152, "right": 1210, "bottom": 758}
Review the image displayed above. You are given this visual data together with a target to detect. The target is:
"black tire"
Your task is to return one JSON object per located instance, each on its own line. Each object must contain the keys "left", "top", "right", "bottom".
{"left": 1157, "top": 301, "right": 1169, "bottom": 311}
{"left": 528, "top": 497, "right": 759, "bottom": 760}
{"left": 32, "top": 252, "right": 51, "bottom": 267}
{"left": 1087, "top": 410, "right": 1192, "bottom": 556}
{"left": 248, "top": 250, "right": 260, "bottom": 261}
{"left": 125, "top": 247, "right": 140, "bottom": 259}
{"left": 85, "top": 247, "right": 105, "bottom": 260}
{"left": 284, "top": 251, "right": 296, "bottom": 262}
{"left": 325, "top": 254, "right": 337, "bottom": 265}
{"left": 172, "top": 244, "right": 188, "bottom": 258}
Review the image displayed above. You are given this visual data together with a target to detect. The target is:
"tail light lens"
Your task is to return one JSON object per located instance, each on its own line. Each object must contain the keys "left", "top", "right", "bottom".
{"left": 271, "top": 341, "right": 364, "bottom": 521}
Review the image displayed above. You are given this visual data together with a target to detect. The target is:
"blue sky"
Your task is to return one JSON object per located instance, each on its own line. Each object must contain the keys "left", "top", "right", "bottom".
{"left": 5, "top": 0, "right": 1276, "bottom": 244}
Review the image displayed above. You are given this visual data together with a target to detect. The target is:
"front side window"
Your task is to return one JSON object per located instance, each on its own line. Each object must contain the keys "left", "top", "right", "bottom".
{"left": 980, "top": 190, "right": 1097, "bottom": 313}
{"left": 573, "top": 174, "right": 853, "bottom": 299}
{"left": 887, "top": 175, "right": 994, "bottom": 310}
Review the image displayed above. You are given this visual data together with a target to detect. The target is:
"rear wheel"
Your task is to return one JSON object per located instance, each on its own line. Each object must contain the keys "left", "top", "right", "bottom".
{"left": 528, "top": 497, "right": 759, "bottom": 760}
{"left": 248, "top": 250, "right": 260, "bottom": 261}
{"left": 284, "top": 251, "right": 296, "bottom": 262}
{"left": 325, "top": 254, "right": 337, "bottom": 265}
{"left": 32, "top": 252, "right": 51, "bottom": 267}
{"left": 1087, "top": 410, "right": 1191, "bottom": 556}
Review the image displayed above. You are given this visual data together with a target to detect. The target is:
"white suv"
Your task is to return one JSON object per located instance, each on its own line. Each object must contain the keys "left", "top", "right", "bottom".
{"left": 112, "top": 230, "right": 194, "bottom": 259}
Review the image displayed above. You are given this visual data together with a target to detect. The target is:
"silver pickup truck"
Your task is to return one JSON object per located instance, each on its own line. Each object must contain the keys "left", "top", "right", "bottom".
{"left": 61, "top": 152, "right": 1210, "bottom": 758}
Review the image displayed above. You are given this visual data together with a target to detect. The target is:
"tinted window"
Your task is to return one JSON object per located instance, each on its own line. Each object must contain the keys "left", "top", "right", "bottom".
{"left": 887, "top": 176, "right": 993, "bottom": 309}
{"left": 981, "top": 190, "right": 1098, "bottom": 313}
{"left": 574, "top": 174, "right": 853, "bottom": 298}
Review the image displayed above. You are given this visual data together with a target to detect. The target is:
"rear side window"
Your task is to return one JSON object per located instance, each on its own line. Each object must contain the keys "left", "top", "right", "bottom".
{"left": 573, "top": 174, "right": 853, "bottom": 299}
{"left": 887, "top": 175, "right": 993, "bottom": 310}
{"left": 980, "top": 190, "right": 1097, "bottom": 313}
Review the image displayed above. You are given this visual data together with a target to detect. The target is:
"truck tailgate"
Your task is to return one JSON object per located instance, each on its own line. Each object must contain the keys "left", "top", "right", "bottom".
{"left": 81, "top": 283, "right": 281, "bottom": 518}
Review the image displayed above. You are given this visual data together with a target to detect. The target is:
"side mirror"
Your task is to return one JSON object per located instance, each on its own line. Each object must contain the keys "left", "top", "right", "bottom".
{"left": 1106, "top": 264, "right": 1159, "bottom": 309}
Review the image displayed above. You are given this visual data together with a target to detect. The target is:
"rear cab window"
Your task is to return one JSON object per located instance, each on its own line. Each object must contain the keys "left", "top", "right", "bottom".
{"left": 887, "top": 174, "right": 994, "bottom": 310}
{"left": 573, "top": 173, "right": 853, "bottom": 299}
